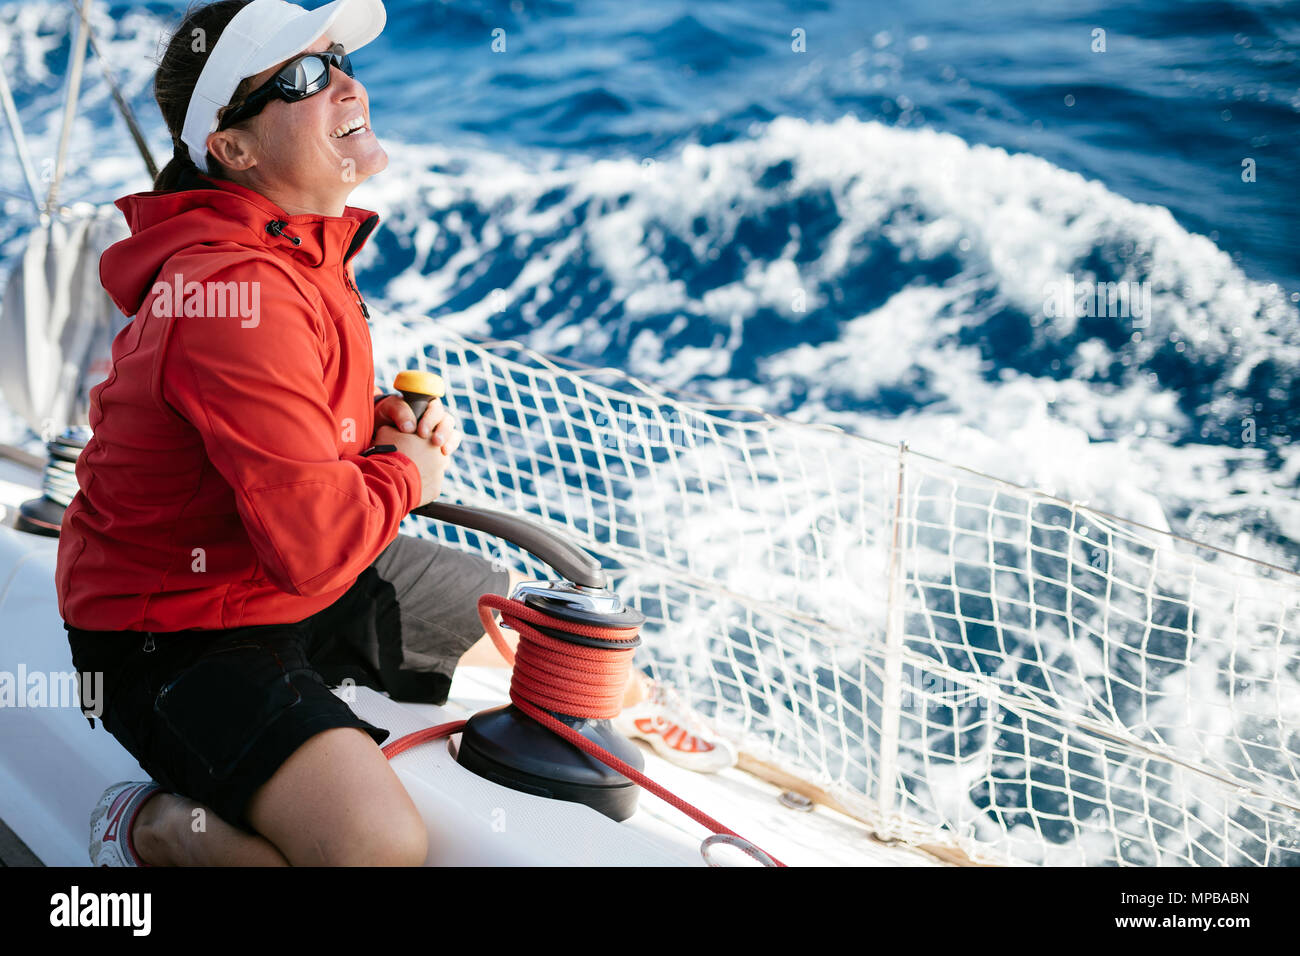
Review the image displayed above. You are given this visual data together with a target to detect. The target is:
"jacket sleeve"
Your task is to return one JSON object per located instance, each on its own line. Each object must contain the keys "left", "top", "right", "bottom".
{"left": 158, "top": 260, "right": 423, "bottom": 597}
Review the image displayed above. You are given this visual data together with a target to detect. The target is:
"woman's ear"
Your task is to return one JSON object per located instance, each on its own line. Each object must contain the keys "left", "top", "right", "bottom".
{"left": 206, "top": 128, "right": 258, "bottom": 173}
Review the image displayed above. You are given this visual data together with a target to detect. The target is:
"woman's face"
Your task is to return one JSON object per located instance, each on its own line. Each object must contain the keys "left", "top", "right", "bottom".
{"left": 207, "top": 34, "right": 387, "bottom": 216}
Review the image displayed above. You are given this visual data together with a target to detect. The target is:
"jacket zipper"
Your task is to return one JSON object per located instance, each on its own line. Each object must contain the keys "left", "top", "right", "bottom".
{"left": 266, "top": 216, "right": 371, "bottom": 320}
{"left": 262, "top": 217, "right": 369, "bottom": 319}
{"left": 341, "top": 215, "right": 378, "bottom": 321}
{"left": 343, "top": 266, "right": 370, "bottom": 319}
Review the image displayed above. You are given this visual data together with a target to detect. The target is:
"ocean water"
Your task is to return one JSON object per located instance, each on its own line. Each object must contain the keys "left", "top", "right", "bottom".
{"left": 0, "top": 0, "right": 1297, "bottom": 861}
{"left": 1, "top": 0, "right": 1295, "bottom": 569}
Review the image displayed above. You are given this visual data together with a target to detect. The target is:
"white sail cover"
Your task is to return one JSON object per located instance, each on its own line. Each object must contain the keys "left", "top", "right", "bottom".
{"left": 0, "top": 204, "right": 129, "bottom": 437}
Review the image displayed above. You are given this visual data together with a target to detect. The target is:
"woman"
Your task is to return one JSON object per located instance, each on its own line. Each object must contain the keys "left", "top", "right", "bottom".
{"left": 58, "top": 0, "right": 733, "bottom": 868}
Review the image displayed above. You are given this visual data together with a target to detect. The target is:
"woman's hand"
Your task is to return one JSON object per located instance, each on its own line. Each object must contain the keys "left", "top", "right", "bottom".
{"left": 375, "top": 424, "right": 451, "bottom": 508}
{"left": 374, "top": 395, "right": 462, "bottom": 456}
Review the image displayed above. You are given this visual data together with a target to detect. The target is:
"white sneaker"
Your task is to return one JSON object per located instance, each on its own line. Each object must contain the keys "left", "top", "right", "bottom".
{"left": 614, "top": 683, "right": 737, "bottom": 773}
{"left": 89, "top": 781, "right": 161, "bottom": 866}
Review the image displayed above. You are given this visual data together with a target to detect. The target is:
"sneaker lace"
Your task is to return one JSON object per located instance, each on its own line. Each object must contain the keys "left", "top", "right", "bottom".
{"left": 647, "top": 680, "right": 724, "bottom": 743}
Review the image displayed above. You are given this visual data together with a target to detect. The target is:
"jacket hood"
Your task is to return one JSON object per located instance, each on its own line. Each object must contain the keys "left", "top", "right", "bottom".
{"left": 100, "top": 174, "right": 379, "bottom": 317}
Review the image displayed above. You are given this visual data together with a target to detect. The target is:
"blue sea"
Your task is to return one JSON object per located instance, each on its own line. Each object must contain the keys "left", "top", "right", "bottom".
{"left": 2, "top": 0, "right": 1295, "bottom": 570}
{"left": 1, "top": 0, "right": 1298, "bottom": 864}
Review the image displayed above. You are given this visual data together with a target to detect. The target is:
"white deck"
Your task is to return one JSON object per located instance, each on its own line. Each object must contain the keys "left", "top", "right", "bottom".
{"left": 0, "top": 449, "right": 938, "bottom": 866}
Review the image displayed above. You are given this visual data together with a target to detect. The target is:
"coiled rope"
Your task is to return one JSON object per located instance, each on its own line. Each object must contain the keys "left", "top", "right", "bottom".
{"left": 382, "top": 593, "right": 786, "bottom": 867}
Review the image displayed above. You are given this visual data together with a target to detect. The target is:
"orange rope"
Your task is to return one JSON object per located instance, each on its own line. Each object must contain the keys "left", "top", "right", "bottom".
{"left": 477, "top": 594, "right": 638, "bottom": 719}
{"left": 383, "top": 593, "right": 786, "bottom": 867}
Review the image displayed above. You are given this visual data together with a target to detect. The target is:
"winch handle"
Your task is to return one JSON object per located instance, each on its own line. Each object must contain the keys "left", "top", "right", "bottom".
{"left": 395, "top": 370, "right": 606, "bottom": 588}
{"left": 392, "top": 370, "right": 449, "bottom": 455}
{"left": 412, "top": 501, "right": 607, "bottom": 590}
{"left": 392, "top": 369, "right": 444, "bottom": 422}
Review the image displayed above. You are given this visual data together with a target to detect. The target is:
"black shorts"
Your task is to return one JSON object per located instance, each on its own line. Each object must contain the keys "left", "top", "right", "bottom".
{"left": 66, "top": 533, "right": 511, "bottom": 831}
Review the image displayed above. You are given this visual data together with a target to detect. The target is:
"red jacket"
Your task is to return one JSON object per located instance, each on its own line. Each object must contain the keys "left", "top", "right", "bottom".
{"left": 56, "top": 175, "right": 421, "bottom": 632}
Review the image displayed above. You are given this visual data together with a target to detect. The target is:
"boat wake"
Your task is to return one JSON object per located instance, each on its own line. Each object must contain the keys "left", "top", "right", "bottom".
{"left": 2, "top": 1, "right": 1297, "bottom": 867}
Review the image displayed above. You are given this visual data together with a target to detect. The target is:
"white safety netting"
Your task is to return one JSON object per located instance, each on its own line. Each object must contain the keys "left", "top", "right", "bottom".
{"left": 374, "top": 313, "right": 1300, "bottom": 867}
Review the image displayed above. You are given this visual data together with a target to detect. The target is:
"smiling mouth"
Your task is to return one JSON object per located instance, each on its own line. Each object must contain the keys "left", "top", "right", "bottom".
{"left": 330, "top": 116, "right": 371, "bottom": 138}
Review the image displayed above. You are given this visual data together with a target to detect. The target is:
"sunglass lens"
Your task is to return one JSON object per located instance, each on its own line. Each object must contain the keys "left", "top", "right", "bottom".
{"left": 279, "top": 55, "right": 329, "bottom": 97}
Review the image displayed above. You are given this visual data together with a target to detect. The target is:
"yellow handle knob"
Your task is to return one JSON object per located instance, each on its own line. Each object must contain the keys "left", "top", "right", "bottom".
{"left": 392, "top": 370, "right": 449, "bottom": 455}
{"left": 393, "top": 370, "right": 445, "bottom": 399}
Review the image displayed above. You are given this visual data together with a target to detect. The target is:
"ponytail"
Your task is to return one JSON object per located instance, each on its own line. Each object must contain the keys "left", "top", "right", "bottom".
{"left": 151, "top": 0, "right": 255, "bottom": 192}
{"left": 153, "top": 139, "right": 213, "bottom": 192}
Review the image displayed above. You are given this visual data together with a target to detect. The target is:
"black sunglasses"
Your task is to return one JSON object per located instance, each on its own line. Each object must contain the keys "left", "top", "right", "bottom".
{"left": 217, "top": 43, "right": 354, "bottom": 130}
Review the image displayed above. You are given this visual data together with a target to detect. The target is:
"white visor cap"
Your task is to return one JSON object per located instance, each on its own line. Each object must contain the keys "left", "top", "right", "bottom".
{"left": 180, "top": 0, "right": 386, "bottom": 173}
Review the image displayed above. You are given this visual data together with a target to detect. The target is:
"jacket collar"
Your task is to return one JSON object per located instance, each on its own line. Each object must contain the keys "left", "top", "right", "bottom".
{"left": 195, "top": 174, "right": 380, "bottom": 270}
{"left": 101, "top": 175, "right": 382, "bottom": 318}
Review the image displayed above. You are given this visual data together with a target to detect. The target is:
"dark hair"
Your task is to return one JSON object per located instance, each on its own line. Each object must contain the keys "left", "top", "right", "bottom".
{"left": 152, "top": 0, "right": 256, "bottom": 192}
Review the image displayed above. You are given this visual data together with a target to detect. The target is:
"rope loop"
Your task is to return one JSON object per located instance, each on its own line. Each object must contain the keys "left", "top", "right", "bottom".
{"left": 384, "top": 591, "right": 788, "bottom": 867}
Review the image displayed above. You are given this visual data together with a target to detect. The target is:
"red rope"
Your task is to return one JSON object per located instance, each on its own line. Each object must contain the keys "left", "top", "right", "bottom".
{"left": 383, "top": 593, "right": 786, "bottom": 867}
{"left": 381, "top": 721, "right": 465, "bottom": 760}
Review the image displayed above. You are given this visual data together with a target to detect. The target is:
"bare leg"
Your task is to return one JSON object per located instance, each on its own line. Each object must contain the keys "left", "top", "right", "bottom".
{"left": 132, "top": 792, "right": 289, "bottom": 866}
{"left": 458, "top": 569, "right": 650, "bottom": 707}
{"left": 243, "top": 727, "right": 428, "bottom": 866}
{"left": 132, "top": 727, "right": 427, "bottom": 867}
